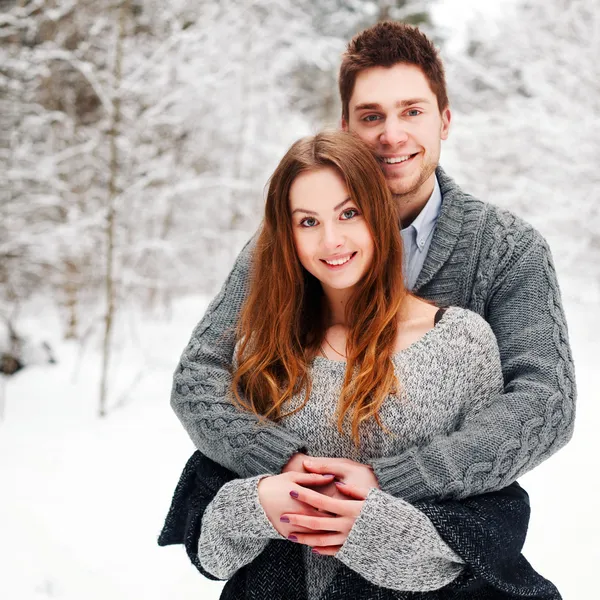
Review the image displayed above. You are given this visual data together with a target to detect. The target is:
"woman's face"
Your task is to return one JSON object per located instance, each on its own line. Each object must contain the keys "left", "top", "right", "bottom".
{"left": 289, "top": 167, "right": 374, "bottom": 295}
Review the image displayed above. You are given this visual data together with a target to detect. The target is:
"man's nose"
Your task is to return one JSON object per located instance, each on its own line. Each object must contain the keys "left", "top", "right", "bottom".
{"left": 379, "top": 118, "right": 409, "bottom": 146}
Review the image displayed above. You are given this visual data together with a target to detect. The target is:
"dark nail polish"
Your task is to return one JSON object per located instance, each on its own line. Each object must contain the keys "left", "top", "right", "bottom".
{"left": 290, "top": 490, "right": 299, "bottom": 499}
{"left": 280, "top": 516, "right": 290, "bottom": 523}
{"left": 288, "top": 535, "right": 298, "bottom": 542}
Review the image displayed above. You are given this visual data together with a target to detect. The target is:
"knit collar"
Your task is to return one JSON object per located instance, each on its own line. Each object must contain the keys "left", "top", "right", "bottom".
{"left": 413, "top": 165, "right": 465, "bottom": 292}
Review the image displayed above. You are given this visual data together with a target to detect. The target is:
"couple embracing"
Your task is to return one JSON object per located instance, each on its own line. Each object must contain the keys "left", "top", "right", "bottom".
{"left": 159, "top": 21, "right": 575, "bottom": 600}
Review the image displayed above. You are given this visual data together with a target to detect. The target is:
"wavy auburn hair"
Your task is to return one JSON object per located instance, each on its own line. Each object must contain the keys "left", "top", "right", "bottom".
{"left": 232, "top": 130, "right": 408, "bottom": 444}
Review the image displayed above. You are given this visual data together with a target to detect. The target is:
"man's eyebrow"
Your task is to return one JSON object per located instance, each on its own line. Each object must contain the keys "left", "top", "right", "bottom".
{"left": 291, "top": 197, "right": 351, "bottom": 216}
{"left": 353, "top": 98, "right": 430, "bottom": 112}
{"left": 397, "top": 98, "right": 430, "bottom": 107}
{"left": 353, "top": 102, "right": 381, "bottom": 112}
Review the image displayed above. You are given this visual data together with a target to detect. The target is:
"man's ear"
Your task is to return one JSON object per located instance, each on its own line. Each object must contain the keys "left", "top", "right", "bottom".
{"left": 440, "top": 107, "right": 451, "bottom": 140}
{"left": 341, "top": 116, "right": 349, "bottom": 131}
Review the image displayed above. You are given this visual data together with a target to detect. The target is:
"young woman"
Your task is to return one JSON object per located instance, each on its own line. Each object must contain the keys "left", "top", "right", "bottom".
{"left": 160, "top": 131, "right": 559, "bottom": 599}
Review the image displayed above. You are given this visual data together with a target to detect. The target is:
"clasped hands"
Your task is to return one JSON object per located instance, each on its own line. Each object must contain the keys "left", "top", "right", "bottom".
{"left": 257, "top": 454, "right": 380, "bottom": 556}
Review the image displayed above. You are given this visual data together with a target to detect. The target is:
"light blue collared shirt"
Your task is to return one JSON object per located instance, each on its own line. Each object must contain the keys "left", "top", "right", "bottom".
{"left": 401, "top": 175, "right": 442, "bottom": 290}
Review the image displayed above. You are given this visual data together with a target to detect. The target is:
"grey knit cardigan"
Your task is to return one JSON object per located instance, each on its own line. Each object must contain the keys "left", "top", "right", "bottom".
{"left": 170, "top": 166, "right": 576, "bottom": 502}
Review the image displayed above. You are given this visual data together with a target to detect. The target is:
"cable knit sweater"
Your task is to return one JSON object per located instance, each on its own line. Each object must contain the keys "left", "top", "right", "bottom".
{"left": 171, "top": 166, "right": 576, "bottom": 502}
{"left": 198, "top": 308, "right": 502, "bottom": 596}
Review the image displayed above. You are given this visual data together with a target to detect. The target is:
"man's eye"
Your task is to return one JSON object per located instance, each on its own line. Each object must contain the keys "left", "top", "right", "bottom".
{"left": 407, "top": 109, "right": 421, "bottom": 117}
{"left": 341, "top": 208, "right": 358, "bottom": 220}
{"left": 300, "top": 217, "right": 317, "bottom": 227}
{"left": 363, "top": 115, "right": 380, "bottom": 122}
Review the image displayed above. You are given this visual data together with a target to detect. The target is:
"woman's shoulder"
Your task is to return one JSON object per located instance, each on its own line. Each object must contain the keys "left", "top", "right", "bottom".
{"left": 438, "top": 306, "right": 499, "bottom": 353}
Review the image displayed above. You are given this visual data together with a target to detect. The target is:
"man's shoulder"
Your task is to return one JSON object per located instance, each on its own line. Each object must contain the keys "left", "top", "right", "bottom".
{"left": 437, "top": 167, "right": 544, "bottom": 249}
{"left": 459, "top": 192, "right": 547, "bottom": 254}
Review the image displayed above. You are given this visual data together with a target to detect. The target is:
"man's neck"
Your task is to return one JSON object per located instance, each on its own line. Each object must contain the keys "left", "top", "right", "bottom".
{"left": 394, "top": 172, "right": 436, "bottom": 227}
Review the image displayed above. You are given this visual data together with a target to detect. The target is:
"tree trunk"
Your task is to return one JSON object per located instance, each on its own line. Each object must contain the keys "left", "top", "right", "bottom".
{"left": 63, "top": 260, "right": 78, "bottom": 340}
{"left": 99, "top": 0, "right": 129, "bottom": 418}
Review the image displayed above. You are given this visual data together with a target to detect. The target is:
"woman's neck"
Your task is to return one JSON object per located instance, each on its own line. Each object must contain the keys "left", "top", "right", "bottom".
{"left": 321, "top": 285, "right": 352, "bottom": 327}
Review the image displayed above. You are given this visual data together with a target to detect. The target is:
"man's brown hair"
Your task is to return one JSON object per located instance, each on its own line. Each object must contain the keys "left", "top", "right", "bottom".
{"left": 339, "top": 21, "right": 449, "bottom": 122}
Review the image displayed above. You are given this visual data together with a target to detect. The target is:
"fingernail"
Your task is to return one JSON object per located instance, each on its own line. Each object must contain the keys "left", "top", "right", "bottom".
{"left": 324, "top": 474, "right": 336, "bottom": 478}
{"left": 290, "top": 490, "right": 299, "bottom": 499}
{"left": 288, "top": 535, "right": 298, "bottom": 542}
{"left": 335, "top": 481, "right": 346, "bottom": 486}
{"left": 280, "top": 516, "right": 290, "bottom": 523}
{"left": 312, "top": 549, "right": 320, "bottom": 555}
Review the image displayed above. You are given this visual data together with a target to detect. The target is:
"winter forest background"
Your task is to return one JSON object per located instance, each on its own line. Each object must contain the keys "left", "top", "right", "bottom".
{"left": 0, "top": 0, "right": 598, "bottom": 599}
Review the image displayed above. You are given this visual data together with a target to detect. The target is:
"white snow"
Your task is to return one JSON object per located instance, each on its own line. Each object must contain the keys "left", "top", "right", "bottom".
{"left": 0, "top": 294, "right": 596, "bottom": 600}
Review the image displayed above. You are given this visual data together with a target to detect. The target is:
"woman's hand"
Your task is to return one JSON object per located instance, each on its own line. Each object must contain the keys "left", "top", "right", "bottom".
{"left": 281, "top": 452, "right": 309, "bottom": 474}
{"left": 282, "top": 480, "right": 370, "bottom": 556}
{"left": 302, "top": 457, "right": 381, "bottom": 491}
{"left": 258, "top": 472, "right": 334, "bottom": 537}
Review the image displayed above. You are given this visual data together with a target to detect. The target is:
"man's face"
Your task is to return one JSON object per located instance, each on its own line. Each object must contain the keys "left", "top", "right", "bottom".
{"left": 343, "top": 63, "right": 451, "bottom": 200}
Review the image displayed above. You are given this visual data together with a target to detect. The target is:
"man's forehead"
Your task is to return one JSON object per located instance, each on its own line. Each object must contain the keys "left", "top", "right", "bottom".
{"left": 349, "top": 65, "right": 435, "bottom": 108}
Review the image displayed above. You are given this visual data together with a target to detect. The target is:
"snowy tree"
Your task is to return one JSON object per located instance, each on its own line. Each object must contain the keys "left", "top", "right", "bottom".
{"left": 0, "top": 0, "right": 342, "bottom": 329}
{"left": 443, "top": 0, "right": 600, "bottom": 290}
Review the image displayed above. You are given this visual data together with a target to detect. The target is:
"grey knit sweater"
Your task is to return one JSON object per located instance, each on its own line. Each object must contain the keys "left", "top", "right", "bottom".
{"left": 198, "top": 307, "right": 502, "bottom": 596}
{"left": 171, "top": 166, "right": 576, "bottom": 503}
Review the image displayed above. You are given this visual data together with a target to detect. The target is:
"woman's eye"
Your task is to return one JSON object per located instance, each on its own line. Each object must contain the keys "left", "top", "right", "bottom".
{"left": 300, "top": 217, "right": 317, "bottom": 227}
{"left": 363, "top": 114, "right": 380, "bottom": 122}
{"left": 341, "top": 208, "right": 358, "bottom": 220}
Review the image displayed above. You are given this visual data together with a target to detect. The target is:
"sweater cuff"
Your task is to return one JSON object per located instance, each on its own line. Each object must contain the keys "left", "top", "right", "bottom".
{"left": 336, "top": 488, "right": 463, "bottom": 592}
{"left": 241, "top": 424, "right": 308, "bottom": 477}
{"left": 371, "top": 450, "right": 433, "bottom": 503}
{"left": 207, "top": 475, "right": 284, "bottom": 540}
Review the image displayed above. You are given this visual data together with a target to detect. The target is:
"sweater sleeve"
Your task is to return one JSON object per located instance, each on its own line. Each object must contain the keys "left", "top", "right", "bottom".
{"left": 372, "top": 231, "right": 576, "bottom": 502}
{"left": 336, "top": 488, "right": 464, "bottom": 592}
{"left": 170, "top": 234, "right": 307, "bottom": 477}
{"left": 198, "top": 475, "right": 285, "bottom": 579}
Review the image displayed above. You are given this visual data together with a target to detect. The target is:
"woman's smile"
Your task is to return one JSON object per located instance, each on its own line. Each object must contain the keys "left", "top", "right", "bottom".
{"left": 320, "top": 251, "right": 358, "bottom": 269}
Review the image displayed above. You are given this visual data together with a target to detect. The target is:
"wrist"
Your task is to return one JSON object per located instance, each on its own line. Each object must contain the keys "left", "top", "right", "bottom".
{"left": 281, "top": 451, "right": 309, "bottom": 473}
{"left": 257, "top": 474, "right": 272, "bottom": 497}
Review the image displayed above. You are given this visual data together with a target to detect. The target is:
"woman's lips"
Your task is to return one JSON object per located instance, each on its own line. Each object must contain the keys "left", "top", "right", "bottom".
{"left": 320, "top": 251, "right": 357, "bottom": 269}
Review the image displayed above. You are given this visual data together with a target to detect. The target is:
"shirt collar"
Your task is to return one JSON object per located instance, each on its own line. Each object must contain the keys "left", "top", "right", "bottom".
{"left": 402, "top": 175, "right": 442, "bottom": 251}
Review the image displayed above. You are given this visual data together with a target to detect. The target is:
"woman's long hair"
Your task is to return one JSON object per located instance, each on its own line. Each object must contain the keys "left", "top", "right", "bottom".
{"left": 232, "top": 130, "right": 408, "bottom": 444}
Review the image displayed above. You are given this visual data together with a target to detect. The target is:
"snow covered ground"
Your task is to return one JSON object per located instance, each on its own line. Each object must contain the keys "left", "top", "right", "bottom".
{"left": 0, "top": 293, "right": 596, "bottom": 600}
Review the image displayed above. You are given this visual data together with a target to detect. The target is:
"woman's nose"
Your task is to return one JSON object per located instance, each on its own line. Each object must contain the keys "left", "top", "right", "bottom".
{"left": 321, "top": 224, "right": 344, "bottom": 251}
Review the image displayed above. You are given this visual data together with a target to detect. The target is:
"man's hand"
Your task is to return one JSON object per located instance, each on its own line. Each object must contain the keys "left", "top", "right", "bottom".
{"left": 257, "top": 472, "right": 334, "bottom": 537}
{"left": 302, "top": 457, "right": 381, "bottom": 492}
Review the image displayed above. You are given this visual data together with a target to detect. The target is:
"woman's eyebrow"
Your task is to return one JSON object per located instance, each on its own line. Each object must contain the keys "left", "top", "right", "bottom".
{"left": 291, "top": 197, "right": 351, "bottom": 216}
{"left": 333, "top": 197, "right": 352, "bottom": 211}
{"left": 291, "top": 207, "right": 317, "bottom": 216}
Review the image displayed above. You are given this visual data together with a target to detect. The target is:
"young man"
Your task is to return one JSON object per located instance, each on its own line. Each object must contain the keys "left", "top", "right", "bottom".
{"left": 170, "top": 22, "right": 575, "bottom": 503}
